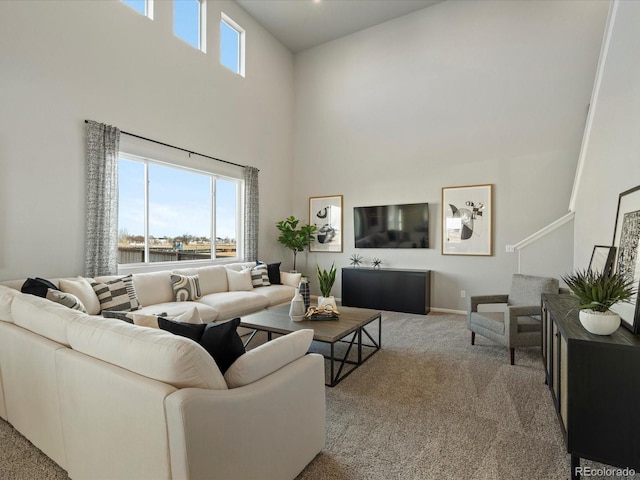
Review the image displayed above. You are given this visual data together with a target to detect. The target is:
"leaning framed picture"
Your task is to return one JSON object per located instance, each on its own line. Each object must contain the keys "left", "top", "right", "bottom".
{"left": 611, "top": 185, "right": 640, "bottom": 334}
{"left": 588, "top": 245, "right": 616, "bottom": 277}
{"left": 442, "top": 184, "right": 493, "bottom": 256}
{"left": 309, "top": 195, "right": 343, "bottom": 253}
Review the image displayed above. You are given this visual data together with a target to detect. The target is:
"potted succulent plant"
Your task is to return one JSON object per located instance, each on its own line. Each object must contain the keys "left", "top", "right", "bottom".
{"left": 561, "top": 268, "right": 636, "bottom": 335}
{"left": 317, "top": 262, "right": 337, "bottom": 310}
{"left": 276, "top": 216, "right": 316, "bottom": 272}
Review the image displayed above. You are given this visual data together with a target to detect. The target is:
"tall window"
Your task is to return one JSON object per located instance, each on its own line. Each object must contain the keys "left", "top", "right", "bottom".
{"left": 174, "top": 0, "right": 205, "bottom": 51}
{"left": 220, "top": 13, "right": 245, "bottom": 76}
{"left": 118, "top": 155, "right": 241, "bottom": 265}
{"left": 121, "top": 0, "right": 153, "bottom": 19}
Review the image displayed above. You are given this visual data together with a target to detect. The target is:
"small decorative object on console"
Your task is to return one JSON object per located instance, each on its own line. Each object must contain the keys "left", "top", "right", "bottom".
{"left": 304, "top": 305, "right": 340, "bottom": 321}
{"left": 350, "top": 253, "right": 363, "bottom": 267}
{"left": 372, "top": 258, "right": 382, "bottom": 269}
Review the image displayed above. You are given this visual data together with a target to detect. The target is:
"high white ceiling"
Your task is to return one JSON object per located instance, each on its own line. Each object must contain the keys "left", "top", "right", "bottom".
{"left": 235, "top": 0, "right": 442, "bottom": 53}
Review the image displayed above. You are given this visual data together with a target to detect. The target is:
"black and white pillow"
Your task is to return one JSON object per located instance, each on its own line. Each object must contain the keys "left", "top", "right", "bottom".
{"left": 249, "top": 264, "right": 271, "bottom": 288}
{"left": 91, "top": 275, "right": 140, "bottom": 312}
{"left": 170, "top": 274, "right": 202, "bottom": 301}
{"left": 46, "top": 289, "right": 87, "bottom": 313}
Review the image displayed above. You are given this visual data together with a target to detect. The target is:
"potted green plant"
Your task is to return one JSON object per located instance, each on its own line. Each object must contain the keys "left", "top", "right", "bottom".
{"left": 561, "top": 268, "right": 636, "bottom": 335}
{"left": 317, "top": 262, "right": 337, "bottom": 310}
{"left": 275, "top": 216, "right": 316, "bottom": 272}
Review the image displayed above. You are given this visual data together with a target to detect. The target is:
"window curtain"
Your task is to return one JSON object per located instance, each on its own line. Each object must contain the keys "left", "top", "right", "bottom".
{"left": 85, "top": 120, "right": 120, "bottom": 277}
{"left": 244, "top": 166, "right": 259, "bottom": 262}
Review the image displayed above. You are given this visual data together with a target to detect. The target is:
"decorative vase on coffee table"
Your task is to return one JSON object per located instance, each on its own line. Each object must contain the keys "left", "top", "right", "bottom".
{"left": 297, "top": 279, "right": 310, "bottom": 311}
{"left": 289, "top": 293, "right": 306, "bottom": 322}
{"left": 318, "top": 295, "right": 337, "bottom": 310}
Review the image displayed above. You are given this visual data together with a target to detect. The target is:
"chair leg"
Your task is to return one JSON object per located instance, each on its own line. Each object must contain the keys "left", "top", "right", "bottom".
{"left": 509, "top": 348, "right": 515, "bottom": 365}
{"left": 471, "top": 332, "right": 475, "bottom": 345}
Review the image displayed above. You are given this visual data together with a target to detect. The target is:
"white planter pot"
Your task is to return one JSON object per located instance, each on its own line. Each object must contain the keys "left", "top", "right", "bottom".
{"left": 579, "top": 309, "right": 621, "bottom": 335}
{"left": 318, "top": 296, "right": 337, "bottom": 310}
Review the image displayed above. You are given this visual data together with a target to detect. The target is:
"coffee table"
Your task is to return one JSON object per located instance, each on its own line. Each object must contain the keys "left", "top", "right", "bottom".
{"left": 240, "top": 305, "right": 382, "bottom": 387}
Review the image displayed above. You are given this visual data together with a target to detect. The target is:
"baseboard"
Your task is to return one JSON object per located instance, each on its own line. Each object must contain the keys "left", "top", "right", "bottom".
{"left": 430, "top": 307, "right": 466, "bottom": 315}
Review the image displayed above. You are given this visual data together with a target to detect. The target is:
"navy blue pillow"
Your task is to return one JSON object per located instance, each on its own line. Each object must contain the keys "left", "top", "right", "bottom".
{"left": 158, "top": 317, "right": 245, "bottom": 373}
{"left": 199, "top": 318, "right": 245, "bottom": 374}
{"left": 158, "top": 317, "right": 206, "bottom": 342}
{"left": 21, "top": 277, "right": 58, "bottom": 298}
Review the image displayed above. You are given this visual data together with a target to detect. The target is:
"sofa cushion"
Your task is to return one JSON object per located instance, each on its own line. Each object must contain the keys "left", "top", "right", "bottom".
{"left": 135, "top": 302, "right": 219, "bottom": 323}
{"left": 0, "top": 285, "right": 19, "bottom": 323}
{"left": 59, "top": 277, "right": 101, "bottom": 315}
{"left": 198, "top": 291, "right": 269, "bottom": 320}
{"left": 224, "top": 329, "right": 313, "bottom": 388}
{"left": 170, "top": 274, "right": 202, "bottom": 301}
{"left": 226, "top": 268, "right": 253, "bottom": 292}
{"left": 132, "top": 271, "right": 174, "bottom": 306}
{"left": 46, "top": 289, "right": 87, "bottom": 313}
{"left": 224, "top": 261, "right": 257, "bottom": 272}
{"left": 172, "top": 266, "right": 228, "bottom": 295}
{"left": 21, "top": 277, "right": 58, "bottom": 298}
{"left": 254, "top": 285, "right": 297, "bottom": 307}
{"left": 67, "top": 315, "right": 228, "bottom": 390}
{"left": 249, "top": 264, "right": 271, "bottom": 288}
{"left": 11, "top": 292, "right": 87, "bottom": 346}
{"left": 91, "top": 275, "right": 140, "bottom": 312}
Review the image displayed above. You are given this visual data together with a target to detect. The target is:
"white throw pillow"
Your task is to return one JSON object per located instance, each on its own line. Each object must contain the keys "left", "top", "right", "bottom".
{"left": 171, "top": 307, "right": 202, "bottom": 324}
{"left": 59, "top": 276, "right": 101, "bottom": 315}
{"left": 224, "top": 329, "right": 314, "bottom": 388}
{"left": 226, "top": 268, "right": 254, "bottom": 292}
{"left": 280, "top": 271, "right": 302, "bottom": 288}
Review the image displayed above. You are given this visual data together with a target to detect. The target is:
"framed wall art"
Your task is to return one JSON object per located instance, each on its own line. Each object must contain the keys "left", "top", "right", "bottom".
{"left": 611, "top": 185, "right": 640, "bottom": 333}
{"left": 309, "top": 195, "right": 343, "bottom": 253}
{"left": 588, "top": 245, "right": 616, "bottom": 277}
{"left": 442, "top": 184, "right": 493, "bottom": 256}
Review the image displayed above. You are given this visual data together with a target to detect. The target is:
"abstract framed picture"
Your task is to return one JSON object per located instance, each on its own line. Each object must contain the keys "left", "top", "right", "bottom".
{"left": 611, "top": 185, "right": 640, "bottom": 334}
{"left": 442, "top": 184, "right": 493, "bottom": 256}
{"left": 588, "top": 245, "right": 616, "bottom": 277}
{"left": 309, "top": 195, "right": 343, "bottom": 253}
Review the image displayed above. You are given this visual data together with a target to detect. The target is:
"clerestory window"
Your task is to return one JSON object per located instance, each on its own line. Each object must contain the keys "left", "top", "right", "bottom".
{"left": 220, "top": 13, "right": 245, "bottom": 76}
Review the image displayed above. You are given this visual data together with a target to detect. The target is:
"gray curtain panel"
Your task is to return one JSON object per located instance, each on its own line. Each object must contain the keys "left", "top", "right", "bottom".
{"left": 244, "top": 166, "right": 259, "bottom": 262}
{"left": 85, "top": 120, "right": 120, "bottom": 277}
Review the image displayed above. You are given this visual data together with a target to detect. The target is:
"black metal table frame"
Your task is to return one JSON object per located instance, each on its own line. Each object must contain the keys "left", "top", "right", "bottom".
{"left": 243, "top": 313, "right": 382, "bottom": 387}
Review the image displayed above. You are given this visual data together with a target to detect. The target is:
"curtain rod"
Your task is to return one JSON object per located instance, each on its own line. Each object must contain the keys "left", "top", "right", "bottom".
{"left": 84, "top": 120, "right": 255, "bottom": 171}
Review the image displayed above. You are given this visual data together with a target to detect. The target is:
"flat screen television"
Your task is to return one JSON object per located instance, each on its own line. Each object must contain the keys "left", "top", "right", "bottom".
{"left": 354, "top": 202, "right": 429, "bottom": 248}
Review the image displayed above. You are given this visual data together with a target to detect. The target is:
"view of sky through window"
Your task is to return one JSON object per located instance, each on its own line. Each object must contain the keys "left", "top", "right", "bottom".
{"left": 118, "top": 157, "right": 239, "bottom": 263}
{"left": 121, "top": 0, "right": 146, "bottom": 16}
{"left": 174, "top": 0, "right": 201, "bottom": 49}
{"left": 220, "top": 18, "right": 241, "bottom": 73}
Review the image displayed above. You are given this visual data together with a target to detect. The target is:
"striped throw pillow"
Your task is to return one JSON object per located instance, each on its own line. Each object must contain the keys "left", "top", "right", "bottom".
{"left": 91, "top": 275, "right": 140, "bottom": 312}
{"left": 249, "top": 264, "right": 271, "bottom": 288}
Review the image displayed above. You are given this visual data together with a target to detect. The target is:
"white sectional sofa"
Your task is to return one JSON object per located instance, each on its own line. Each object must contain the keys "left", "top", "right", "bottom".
{"left": 0, "top": 262, "right": 325, "bottom": 480}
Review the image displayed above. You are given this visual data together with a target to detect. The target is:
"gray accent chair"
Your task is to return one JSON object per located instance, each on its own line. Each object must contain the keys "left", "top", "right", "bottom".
{"left": 467, "top": 274, "right": 559, "bottom": 365}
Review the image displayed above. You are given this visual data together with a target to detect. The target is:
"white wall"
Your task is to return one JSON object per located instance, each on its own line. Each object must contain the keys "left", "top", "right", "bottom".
{"left": 293, "top": 0, "right": 608, "bottom": 310}
{"left": 573, "top": 1, "right": 640, "bottom": 269}
{"left": 0, "top": 0, "right": 293, "bottom": 280}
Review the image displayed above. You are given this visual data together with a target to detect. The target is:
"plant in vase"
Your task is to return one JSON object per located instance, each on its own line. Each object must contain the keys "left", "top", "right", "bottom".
{"left": 275, "top": 216, "right": 316, "bottom": 272}
{"left": 561, "top": 268, "right": 636, "bottom": 335}
{"left": 317, "top": 262, "right": 337, "bottom": 310}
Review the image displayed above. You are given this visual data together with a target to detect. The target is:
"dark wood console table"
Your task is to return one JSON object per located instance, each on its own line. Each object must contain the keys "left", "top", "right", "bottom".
{"left": 541, "top": 294, "right": 640, "bottom": 479}
{"left": 342, "top": 267, "right": 430, "bottom": 315}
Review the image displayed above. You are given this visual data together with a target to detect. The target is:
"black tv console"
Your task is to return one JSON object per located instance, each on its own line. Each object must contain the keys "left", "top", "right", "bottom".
{"left": 341, "top": 267, "right": 430, "bottom": 315}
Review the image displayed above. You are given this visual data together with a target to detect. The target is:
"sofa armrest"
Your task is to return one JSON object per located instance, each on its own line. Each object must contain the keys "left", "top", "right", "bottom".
{"left": 469, "top": 294, "right": 508, "bottom": 313}
{"left": 165, "top": 353, "right": 325, "bottom": 480}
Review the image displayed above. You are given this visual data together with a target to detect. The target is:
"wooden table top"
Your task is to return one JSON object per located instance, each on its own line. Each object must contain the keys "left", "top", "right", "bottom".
{"left": 240, "top": 305, "right": 381, "bottom": 343}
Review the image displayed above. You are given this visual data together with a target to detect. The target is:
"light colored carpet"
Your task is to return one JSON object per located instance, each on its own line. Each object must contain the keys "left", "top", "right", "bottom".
{"left": 1, "top": 312, "right": 637, "bottom": 479}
